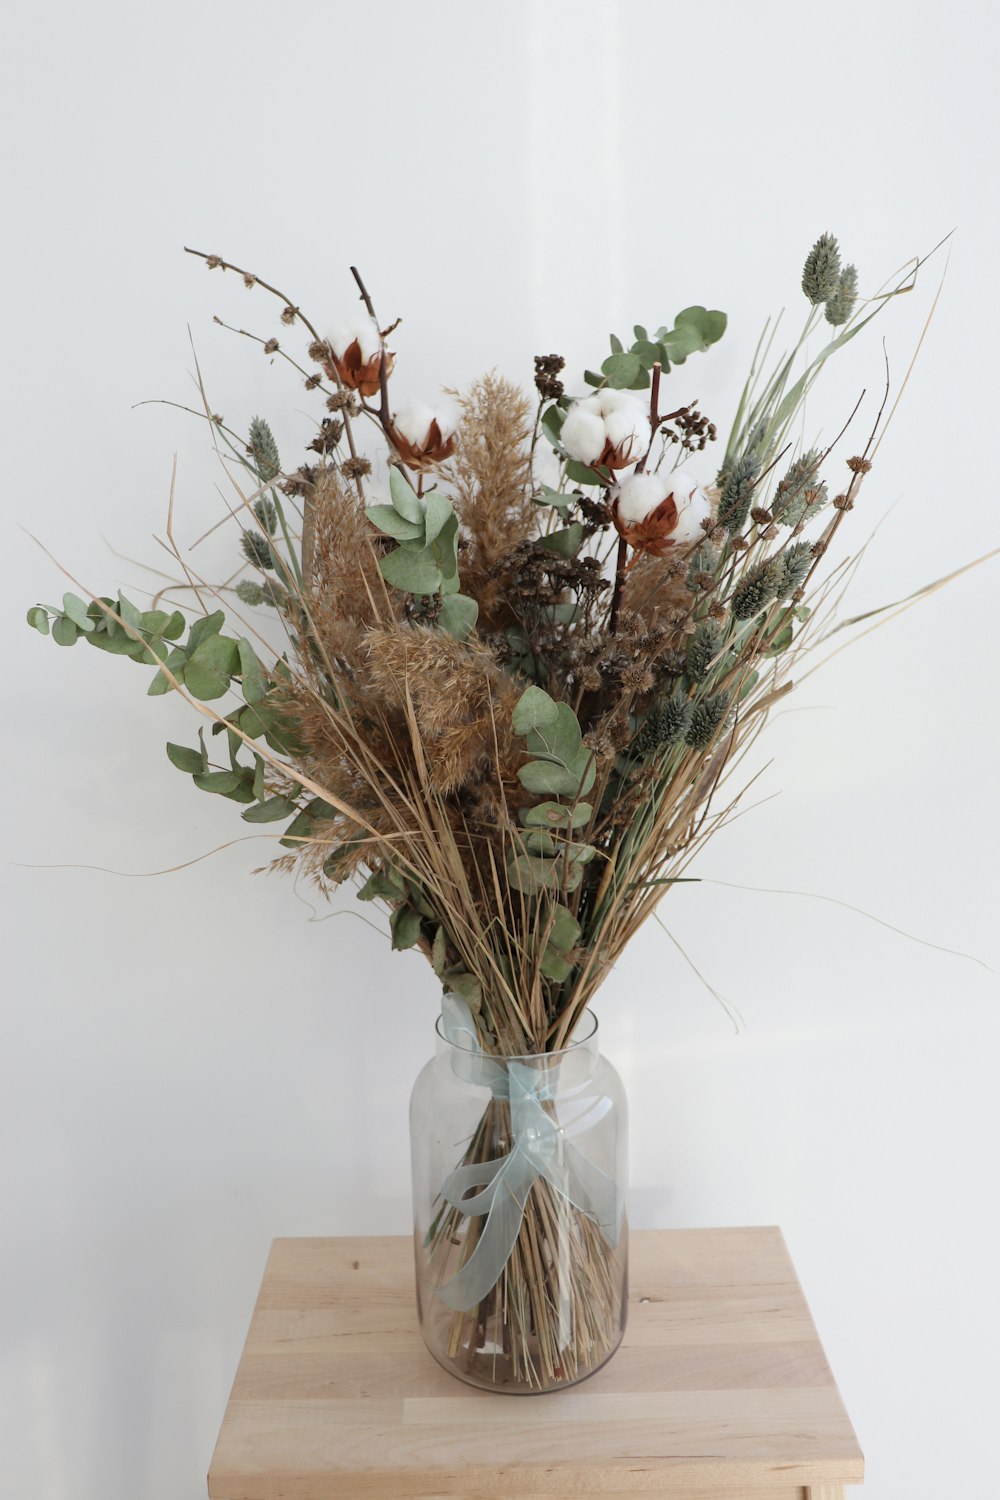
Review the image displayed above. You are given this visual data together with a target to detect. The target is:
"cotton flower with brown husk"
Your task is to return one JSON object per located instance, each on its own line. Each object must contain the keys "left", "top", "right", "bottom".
{"left": 389, "top": 399, "right": 459, "bottom": 469}
{"left": 611, "top": 469, "right": 714, "bottom": 564}
{"left": 324, "top": 315, "right": 394, "bottom": 396}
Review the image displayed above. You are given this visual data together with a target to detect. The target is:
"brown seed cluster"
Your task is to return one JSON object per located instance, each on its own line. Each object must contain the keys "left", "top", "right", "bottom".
{"left": 533, "top": 354, "right": 565, "bottom": 402}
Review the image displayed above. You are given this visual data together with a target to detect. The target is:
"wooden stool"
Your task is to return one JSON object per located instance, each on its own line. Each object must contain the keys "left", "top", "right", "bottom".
{"left": 208, "top": 1227, "right": 863, "bottom": 1499}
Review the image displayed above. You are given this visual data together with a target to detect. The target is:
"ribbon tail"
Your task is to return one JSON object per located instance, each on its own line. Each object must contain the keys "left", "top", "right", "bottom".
{"left": 435, "top": 1153, "right": 536, "bottom": 1312}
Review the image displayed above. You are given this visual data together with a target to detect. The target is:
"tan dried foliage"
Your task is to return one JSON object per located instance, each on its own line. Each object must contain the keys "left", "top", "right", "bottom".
{"left": 306, "top": 465, "right": 395, "bottom": 661}
{"left": 446, "top": 374, "right": 535, "bottom": 630}
{"left": 365, "top": 625, "right": 524, "bottom": 796}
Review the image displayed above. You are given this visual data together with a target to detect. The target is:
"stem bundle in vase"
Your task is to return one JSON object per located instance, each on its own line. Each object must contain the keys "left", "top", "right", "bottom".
{"left": 27, "top": 232, "right": 953, "bottom": 1391}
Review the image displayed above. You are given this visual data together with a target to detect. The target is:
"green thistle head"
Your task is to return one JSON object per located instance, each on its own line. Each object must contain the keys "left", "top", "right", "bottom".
{"left": 686, "top": 691, "right": 731, "bottom": 750}
{"left": 686, "top": 618, "right": 726, "bottom": 682}
{"left": 825, "top": 263, "right": 859, "bottom": 326}
{"left": 730, "top": 558, "right": 780, "bottom": 620}
{"left": 802, "top": 233, "right": 842, "bottom": 304}
{"left": 249, "top": 416, "right": 281, "bottom": 482}
{"left": 253, "top": 496, "right": 278, "bottom": 536}
{"left": 241, "top": 531, "right": 276, "bottom": 571}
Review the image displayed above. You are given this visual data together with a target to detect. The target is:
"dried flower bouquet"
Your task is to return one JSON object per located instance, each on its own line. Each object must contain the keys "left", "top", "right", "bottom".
{"left": 28, "top": 234, "right": 934, "bottom": 1387}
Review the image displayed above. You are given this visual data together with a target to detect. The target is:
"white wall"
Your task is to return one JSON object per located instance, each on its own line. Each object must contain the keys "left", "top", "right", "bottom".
{"left": 2, "top": 2, "right": 997, "bottom": 1497}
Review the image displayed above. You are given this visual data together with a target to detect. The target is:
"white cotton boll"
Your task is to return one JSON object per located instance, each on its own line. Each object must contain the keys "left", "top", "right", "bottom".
{"left": 392, "top": 400, "right": 437, "bottom": 447}
{"left": 393, "top": 399, "right": 459, "bottom": 447}
{"left": 432, "top": 400, "right": 460, "bottom": 440}
{"left": 328, "top": 316, "right": 382, "bottom": 360}
{"left": 600, "top": 390, "right": 646, "bottom": 418}
{"left": 669, "top": 471, "right": 713, "bottom": 544}
{"left": 614, "top": 472, "right": 670, "bottom": 524}
{"left": 603, "top": 406, "right": 650, "bottom": 461}
{"left": 561, "top": 405, "right": 606, "bottom": 464}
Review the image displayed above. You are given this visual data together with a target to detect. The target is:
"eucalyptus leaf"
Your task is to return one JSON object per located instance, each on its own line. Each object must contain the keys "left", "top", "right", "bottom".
{"left": 389, "top": 466, "right": 425, "bottom": 524}
{"left": 237, "top": 638, "right": 268, "bottom": 705}
{"left": 51, "top": 616, "right": 79, "bottom": 647}
{"left": 507, "top": 854, "right": 562, "bottom": 893}
{"left": 535, "top": 485, "right": 572, "bottom": 514}
{"left": 523, "top": 829, "right": 558, "bottom": 856}
{"left": 547, "top": 903, "right": 581, "bottom": 952}
{"left": 518, "top": 757, "right": 594, "bottom": 798}
{"left": 192, "top": 770, "right": 242, "bottom": 794}
{"left": 521, "top": 801, "right": 592, "bottom": 829}
{"left": 422, "top": 491, "right": 453, "bottom": 547}
{"left": 538, "top": 522, "right": 583, "bottom": 559}
{"left": 165, "top": 742, "right": 205, "bottom": 774}
{"left": 601, "top": 351, "right": 642, "bottom": 388}
{"left": 428, "top": 512, "right": 459, "bottom": 580}
{"left": 242, "top": 795, "right": 297, "bottom": 823}
{"left": 390, "top": 906, "right": 423, "bottom": 951}
{"left": 539, "top": 950, "right": 574, "bottom": 982}
{"left": 437, "top": 593, "right": 479, "bottom": 639}
{"left": 185, "top": 634, "right": 240, "bottom": 700}
{"left": 631, "top": 339, "right": 663, "bottom": 371}
{"left": 26, "top": 607, "right": 50, "bottom": 635}
{"left": 367, "top": 504, "right": 425, "bottom": 542}
{"left": 445, "top": 971, "right": 482, "bottom": 1010}
{"left": 89, "top": 632, "right": 149, "bottom": 657}
{"left": 139, "top": 609, "right": 173, "bottom": 637}
{"left": 540, "top": 405, "right": 566, "bottom": 448}
{"left": 379, "top": 546, "right": 442, "bottom": 596}
{"left": 565, "top": 460, "right": 609, "bottom": 487}
{"left": 431, "top": 925, "right": 448, "bottom": 976}
{"left": 526, "top": 701, "right": 583, "bottom": 763}
{"left": 512, "top": 685, "right": 559, "bottom": 736}
{"left": 186, "top": 611, "right": 226, "bottom": 652}
{"left": 61, "top": 593, "right": 96, "bottom": 633}
{"left": 116, "top": 593, "right": 144, "bottom": 632}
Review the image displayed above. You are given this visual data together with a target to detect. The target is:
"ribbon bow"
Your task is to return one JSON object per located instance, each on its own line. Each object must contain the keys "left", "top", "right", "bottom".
{"left": 435, "top": 995, "right": 622, "bottom": 1313}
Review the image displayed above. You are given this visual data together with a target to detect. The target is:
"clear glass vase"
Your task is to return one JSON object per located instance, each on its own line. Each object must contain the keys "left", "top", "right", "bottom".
{"left": 410, "top": 1007, "right": 628, "bottom": 1393}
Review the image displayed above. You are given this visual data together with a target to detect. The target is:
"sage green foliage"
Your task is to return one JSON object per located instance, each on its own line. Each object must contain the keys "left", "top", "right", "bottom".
{"left": 27, "top": 591, "right": 184, "bottom": 658}
{"left": 633, "top": 692, "right": 693, "bottom": 755}
{"left": 766, "top": 603, "right": 812, "bottom": 657}
{"left": 686, "top": 618, "right": 727, "bottom": 682}
{"left": 686, "top": 691, "right": 731, "bottom": 750}
{"left": 801, "top": 233, "right": 842, "bottom": 304}
{"left": 508, "top": 686, "right": 596, "bottom": 898}
{"left": 249, "top": 415, "right": 281, "bottom": 482}
{"left": 538, "top": 522, "right": 584, "bottom": 559}
{"left": 368, "top": 468, "right": 479, "bottom": 638}
{"left": 585, "top": 309, "right": 727, "bottom": 391}
{"left": 772, "top": 449, "right": 828, "bottom": 527}
{"left": 27, "top": 584, "right": 322, "bottom": 842}
{"left": 825, "top": 263, "right": 858, "bottom": 327}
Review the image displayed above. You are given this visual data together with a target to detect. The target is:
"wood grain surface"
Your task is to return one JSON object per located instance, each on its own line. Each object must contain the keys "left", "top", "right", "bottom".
{"left": 208, "top": 1227, "right": 863, "bottom": 1499}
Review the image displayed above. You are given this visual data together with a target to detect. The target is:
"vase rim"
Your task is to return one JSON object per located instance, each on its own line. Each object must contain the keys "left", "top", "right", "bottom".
{"left": 434, "top": 1006, "right": 599, "bottom": 1063}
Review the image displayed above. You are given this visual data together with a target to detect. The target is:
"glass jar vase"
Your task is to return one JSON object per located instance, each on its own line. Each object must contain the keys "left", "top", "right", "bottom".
{"left": 410, "top": 1001, "right": 628, "bottom": 1393}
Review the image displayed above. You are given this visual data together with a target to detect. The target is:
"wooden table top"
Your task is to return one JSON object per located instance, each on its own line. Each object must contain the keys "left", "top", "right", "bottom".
{"left": 207, "top": 1227, "right": 863, "bottom": 1498}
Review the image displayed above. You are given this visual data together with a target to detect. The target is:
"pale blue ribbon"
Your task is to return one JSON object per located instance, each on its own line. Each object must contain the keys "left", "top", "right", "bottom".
{"left": 435, "top": 995, "right": 622, "bottom": 1312}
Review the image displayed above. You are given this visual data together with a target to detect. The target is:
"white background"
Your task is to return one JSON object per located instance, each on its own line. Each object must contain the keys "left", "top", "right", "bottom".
{"left": 2, "top": 2, "right": 997, "bottom": 1497}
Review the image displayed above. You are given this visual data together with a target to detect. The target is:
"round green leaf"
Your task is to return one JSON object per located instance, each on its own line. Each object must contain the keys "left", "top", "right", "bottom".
{"left": 601, "top": 351, "right": 642, "bottom": 388}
